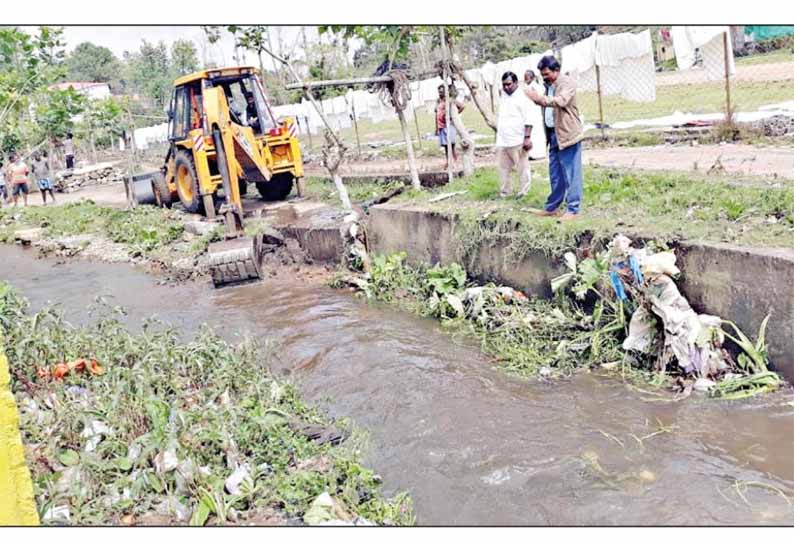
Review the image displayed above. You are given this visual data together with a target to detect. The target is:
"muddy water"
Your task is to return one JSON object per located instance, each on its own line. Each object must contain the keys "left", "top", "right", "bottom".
{"left": 3, "top": 245, "right": 794, "bottom": 526}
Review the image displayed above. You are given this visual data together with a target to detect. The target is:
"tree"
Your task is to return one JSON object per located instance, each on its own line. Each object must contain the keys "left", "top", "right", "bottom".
{"left": 0, "top": 26, "right": 67, "bottom": 158}
{"left": 319, "top": 25, "right": 423, "bottom": 189}
{"left": 35, "top": 87, "right": 86, "bottom": 169}
{"left": 170, "top": 39, "right": 199, "bottom": 77}
{"left": 121, "top": 40, "right": 172, "bottom": 110}
{"left": 81, "top": 97, "right": 124, "bottom": 159}
{"left": 66, "top": 42, "right": 119, "bottom": 83}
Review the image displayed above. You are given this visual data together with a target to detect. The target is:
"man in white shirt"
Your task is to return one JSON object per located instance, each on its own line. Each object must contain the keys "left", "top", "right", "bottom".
{"left": 495, "top": 71, "right": 533, "bottom": 198}
{"left": 523, "top": 70, "right": 547, "bottom": 160}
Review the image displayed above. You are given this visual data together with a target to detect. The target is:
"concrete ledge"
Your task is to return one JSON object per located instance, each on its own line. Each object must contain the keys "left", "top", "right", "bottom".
{"left": 677, "top": 242, "right": 794, "bottom": 380}
{"left": 369, "top": 202, "right": 794, "bottom": 382}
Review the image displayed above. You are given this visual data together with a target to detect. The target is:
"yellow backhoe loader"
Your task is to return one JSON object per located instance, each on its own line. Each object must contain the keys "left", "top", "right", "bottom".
{"left": 151, "top": 66, "right": 304, "bottom": 286}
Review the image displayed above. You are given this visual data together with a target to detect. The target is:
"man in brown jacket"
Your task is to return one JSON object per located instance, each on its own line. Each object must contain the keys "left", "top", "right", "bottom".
{"left": 525, "top": 55, "right": 584, "bottom": 221}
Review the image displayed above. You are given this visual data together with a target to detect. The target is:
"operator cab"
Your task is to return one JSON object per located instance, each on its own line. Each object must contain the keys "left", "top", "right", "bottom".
{"left": 207, "top": 73, "right": 277, "bottom": 135}
{"left": 167, "top": 69, "right": 278, "bottom": 140}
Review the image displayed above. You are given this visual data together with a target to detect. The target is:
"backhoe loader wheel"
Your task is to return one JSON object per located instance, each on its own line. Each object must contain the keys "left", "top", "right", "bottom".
{"left": 151, "top": 172, "right": 173, "bottom": 208}
{"left": 174, "top": 150, "right": 205, "bottom": 214}
{"left": 256, "top": 173, "right": 294, "bottom": 202}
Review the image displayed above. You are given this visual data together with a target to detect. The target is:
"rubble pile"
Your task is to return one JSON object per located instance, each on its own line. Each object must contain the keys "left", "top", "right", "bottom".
{"left": 55, "top": 162, "right": 127, "bottom": 193}
{"left": 748, "top": 114, "right": 794, "bottom": 137}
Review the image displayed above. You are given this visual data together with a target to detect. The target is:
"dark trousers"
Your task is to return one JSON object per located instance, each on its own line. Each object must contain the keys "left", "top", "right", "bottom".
{"left": 545, "top": 129, "right": 583, "bottom": 214}
{"left": 65, "top": 154, "right": 74, "bottom": 169}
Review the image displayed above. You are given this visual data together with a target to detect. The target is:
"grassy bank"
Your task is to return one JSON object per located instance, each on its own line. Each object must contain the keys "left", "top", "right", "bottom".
{"left": 391, "top": 166, "right": 794, "bottom": 257}
{"left": 0, "top": 201, "right": 220, "bottom": 273}
{"left": 0, "top": 284, "right": 413, "bottom": 526}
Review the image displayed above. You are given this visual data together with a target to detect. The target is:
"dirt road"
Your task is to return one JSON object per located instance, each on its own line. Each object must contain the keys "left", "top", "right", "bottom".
{"left": 584, "top": 143, "right": 794, "bottom": 180}
{"left": 9, "top": 142, "right": 793, "bottom": 211}
{"left": 306, "top": 143, "right": 794, "bottom": 182}
{"left": 656, "top": 60, "right": 794, "bottom": 87}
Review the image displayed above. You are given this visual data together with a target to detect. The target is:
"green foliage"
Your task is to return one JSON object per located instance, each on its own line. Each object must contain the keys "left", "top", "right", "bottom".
{"left": 81, "top": 97, "right": 125, "bottom": 147}
{"left": 66, "top": 42, "right": 120, "bottom": 84}
{"left": 1, "top": 26, "right": 67, "bottom": 150}
{"left": 169, "top": 39, "right": 199, "bottom": 78}
{"left": 34, "top": 87, "right": 86, "bottom": 140}
{"left": 321, "top": 26, "right": 417, "bottom": 64}
{"left": 0, "top": 285, "right": 414, "bottom": 526}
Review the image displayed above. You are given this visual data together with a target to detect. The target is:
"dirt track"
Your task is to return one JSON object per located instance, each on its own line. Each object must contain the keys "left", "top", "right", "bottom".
{"left": 656, "top": 60, "right": 794, "bottom": 86}
{"left": 8, "top": 142, "right": 793, "bottom": 211}
{"left": 305, "top": 143, "right": 794, "bottom": 182}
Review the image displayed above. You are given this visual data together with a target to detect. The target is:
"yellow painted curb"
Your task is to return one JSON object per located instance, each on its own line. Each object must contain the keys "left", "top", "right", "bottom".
{"left": 0, "top": 343, "right": 40, "bottom": 525}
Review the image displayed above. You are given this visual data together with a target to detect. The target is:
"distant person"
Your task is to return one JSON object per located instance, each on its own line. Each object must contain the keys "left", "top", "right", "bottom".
{"left": 525, "top": 55, "right": 584, "bottom": 221}
{"left": 31, "top": 151, "right": 56, "bottom": 205}
{"left": 495, "top": 71, "right": 533, "bottom": 198}
{"left": 523, "top": 69, "right": 547, "bottom": 161}
{"left": 0, "top": 159, "right": 8, "bottom": 206}
{"left": 524, "top": 69, "right": 543, "bottom": 94}
{"left": 63, "top": 133, "right": 75, "bottom": 169}
{"left": 436, "top": 84, "right": 465, "bottom": 171}
{"left": 8, "top": 153, "right": 30, "bottom": 207}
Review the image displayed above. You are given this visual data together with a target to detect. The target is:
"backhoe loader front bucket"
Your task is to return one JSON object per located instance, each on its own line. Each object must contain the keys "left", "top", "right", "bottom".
{"left": 207, "top": 234, "right": 263, "bottom": 287}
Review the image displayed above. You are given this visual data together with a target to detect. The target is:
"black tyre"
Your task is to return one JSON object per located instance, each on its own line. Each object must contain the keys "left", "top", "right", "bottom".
{"left": 256, "top": 173, "right": 294, "bottom": 202}
{"left": 238, "top": 179, "right": 249, "bottom": 196}
{"left": 151, "top": 172, "right": 173, "bottom": 208}
{"left": 174, "top": 150, "right": 204, "bottom": 214}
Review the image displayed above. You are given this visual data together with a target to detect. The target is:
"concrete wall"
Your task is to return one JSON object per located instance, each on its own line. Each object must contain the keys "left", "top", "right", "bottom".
{"left": 369, "top": 202, "right": 794, "bottom": 382}
{"left": 677, "top": 242, "right": 794, "bottom": 381}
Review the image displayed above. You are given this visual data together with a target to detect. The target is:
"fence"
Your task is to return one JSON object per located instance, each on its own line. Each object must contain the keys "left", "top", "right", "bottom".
{"left": 131, "top": 26, "right": 794, "bottom": 152}
{"left": 568, "top": 27, "right": 794, "bottom": 137}
{"left": 276, "top": 26, "right": 794, "bottom": 152}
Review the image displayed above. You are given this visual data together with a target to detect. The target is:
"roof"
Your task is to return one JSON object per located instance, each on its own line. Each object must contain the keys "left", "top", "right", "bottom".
{"left": 173, "top": 66, "right": 259, "bottom": 87}
{"left": 49, "top": 82, "right": 110, "bottom": 91}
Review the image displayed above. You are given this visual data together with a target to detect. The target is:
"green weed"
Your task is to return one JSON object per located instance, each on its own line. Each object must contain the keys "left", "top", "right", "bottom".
{"left": 0, "top": 284, "right": 413, "bottom": 526}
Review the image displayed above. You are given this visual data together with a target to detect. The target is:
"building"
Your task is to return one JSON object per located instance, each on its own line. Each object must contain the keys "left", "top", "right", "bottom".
{"left": 48, "top": 82, "right": 112, "bottom": 101}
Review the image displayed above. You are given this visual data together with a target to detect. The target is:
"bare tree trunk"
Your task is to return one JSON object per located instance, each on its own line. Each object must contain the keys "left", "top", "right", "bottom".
{"left": 450, "top": 104, "right": 475, "bottom": 177}
{"left": 261, "top": 45, "right": 352, "bottom": 210}
{"left": 89, "top": 128, "right": 97, "bottom": 164}
{"left": 397, "top": 108, "right": 421, "bottom": 190}
{"left": 455, "top": 65, "right": 497, "bottom": 133}
{"left": 332, "top": 171, "right": 351, "bottom": 210}
{"left": 124, "top": 106, "right": 138, "bottom": 208}
{"left": 439, "top": 28, "right": 454, "bottom": 183}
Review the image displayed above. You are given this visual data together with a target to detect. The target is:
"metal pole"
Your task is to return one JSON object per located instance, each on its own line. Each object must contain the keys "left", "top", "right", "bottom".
{"left": 723, "top": 31, "right": 732, "bottom": 121}
{"left": 595, "top": 64, "right": 606, "bottom": 140}
{"left": 349, "top": 89, "right": 362, "bottom": 159}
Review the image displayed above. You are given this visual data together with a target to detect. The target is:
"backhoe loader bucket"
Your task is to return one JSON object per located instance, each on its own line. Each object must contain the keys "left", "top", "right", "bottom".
{"left": 207, "top": 234, "right": 264, "bottom": 287}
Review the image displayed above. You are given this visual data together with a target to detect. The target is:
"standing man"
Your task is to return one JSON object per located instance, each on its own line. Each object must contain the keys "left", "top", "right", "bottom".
{"left": 8, "top": 153, "right": 30, "bottom": 207}
{"left": 63, "top": 132, "right": 75, "bottom": 170}
{"left": 31, "top": 151, "right": 56, "bottom": 205}
{"left": 525, "top": 55, "right": 584, "bottom": 221}
{"left": 524, "top": 70, "right": 543, "bottom": 93}
{"left": 495, "top": 71, "right": 533, "bottom": 198}
{"left": 436, "top": 84, "right": 465, "bottom": 171}
{"left": 523, "top": 69, "right": 547, "bottom": 161}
